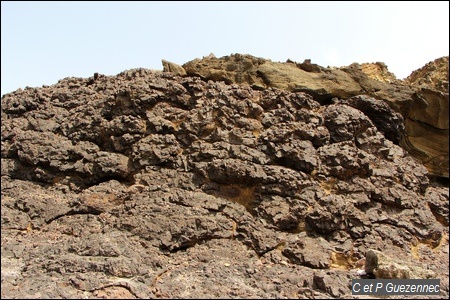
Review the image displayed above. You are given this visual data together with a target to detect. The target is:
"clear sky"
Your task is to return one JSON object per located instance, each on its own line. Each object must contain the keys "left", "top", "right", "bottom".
{"left": 1, "top": 1, "right": 449, "bottom": 97}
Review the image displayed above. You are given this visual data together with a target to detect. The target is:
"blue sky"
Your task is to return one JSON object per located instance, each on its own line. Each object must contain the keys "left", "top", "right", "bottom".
{"left": 1, "top": 1, "right": 449, "bottom": 96}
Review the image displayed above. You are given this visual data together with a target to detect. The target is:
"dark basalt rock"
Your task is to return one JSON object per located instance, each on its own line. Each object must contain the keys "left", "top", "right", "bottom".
{"left": 1, "top": 65, "right": 448, "bottom": 299}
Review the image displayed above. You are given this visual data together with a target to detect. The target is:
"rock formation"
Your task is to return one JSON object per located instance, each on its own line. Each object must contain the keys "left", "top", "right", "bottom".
{"left": 1, "top": 56, "right": 449, "bottom": 299}
{"left": 405, "top": 56, "right": 449, "bottom": 93}
{"left": 176, "top": 54, "right": 449, "bottom": 178}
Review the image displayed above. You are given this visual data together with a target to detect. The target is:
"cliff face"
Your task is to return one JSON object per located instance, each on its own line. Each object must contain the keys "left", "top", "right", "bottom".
{"left": 177, "top": 54, "right": 449, "bottom": 178}
{"left": 1, "top": 57, "right": 449, "bottom": 299}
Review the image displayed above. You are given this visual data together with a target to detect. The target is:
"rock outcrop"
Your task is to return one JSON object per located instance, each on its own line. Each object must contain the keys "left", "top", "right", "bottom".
{"left": 405, "top": 56, "right": 449, "bottom": 93}
{"left": 168, "top": 54, "right": 449, "bottom": 178}
{"left": 359, "top": 62, "right": 399, "bottom": 84}
{"left": 2, "top": 62, "right": 448, "bottom": 298}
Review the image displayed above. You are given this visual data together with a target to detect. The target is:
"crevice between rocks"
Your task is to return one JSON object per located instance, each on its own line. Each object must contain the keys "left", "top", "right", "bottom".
{"left": 45, "top": 208, "right": 102, "bottom": 224}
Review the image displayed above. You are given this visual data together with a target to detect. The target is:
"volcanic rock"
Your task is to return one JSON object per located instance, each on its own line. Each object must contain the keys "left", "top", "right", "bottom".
{"left": 1, "top": 59, "right": 449, "bottom": 299}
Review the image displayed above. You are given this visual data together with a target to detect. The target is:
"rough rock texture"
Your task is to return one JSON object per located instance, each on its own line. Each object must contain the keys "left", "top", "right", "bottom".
{"left": 174, "top": 54, "right": 449, "bottom": 178}
{"left": 1, "top": 64, "right": 449, "bottom": 299}
{"left": 365, "top": 249, "right": 436, "bottom": 279}
{"left": 359, "top": 62, "right": 399, "bottom": 84}
{"left": 405, "top": 56, "right": 449, "bottom": 93}
{"left": 161, "top": 59, "right": 187, "bottom": 77}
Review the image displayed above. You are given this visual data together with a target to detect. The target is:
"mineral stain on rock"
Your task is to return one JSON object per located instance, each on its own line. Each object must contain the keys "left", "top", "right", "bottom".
{"left": 1, "top": 54, "right": 448, "bottom": 299}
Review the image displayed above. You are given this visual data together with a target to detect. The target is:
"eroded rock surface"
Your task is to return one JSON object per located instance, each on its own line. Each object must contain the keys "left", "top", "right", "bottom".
{"left": 405, "top": 56, "right": 449, "bottom": 93}
{"left": 1, "top": 66, "right": 449, "bottom": 299}
{"left": 170, "top": 54, "right": 449, "bottom": 178}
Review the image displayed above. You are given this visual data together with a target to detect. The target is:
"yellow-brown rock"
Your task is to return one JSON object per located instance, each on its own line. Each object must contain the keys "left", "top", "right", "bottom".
{"left": 405, "top": 56, "right": 449, "bottom": 93}
{"left": 359, "top": 62, "right": 399, "bottom": 84}
{"left": 161, "top": 59, "right": 187, "bottom": 76}
{"left": 403, "top": 56, "right": 449, "bottom": 177}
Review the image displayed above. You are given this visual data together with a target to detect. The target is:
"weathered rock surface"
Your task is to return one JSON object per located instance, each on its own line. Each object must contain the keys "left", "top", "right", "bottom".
{"left": 405, "top": 56, "right": 449, "bottom": 93}
{"left": 161, "top": 59, "right": 187, "bottom": 77}
{"left": 174, "top": 54, "right": 449, "bottom": 178}
{"left": 359, "top": 62, "right": 399, "bottom": 84}
{"left": 365, "top": 249, "right": 436, "bottom": 279}
{"left": 1, "top": 65, "right": 449, "bottom": 299}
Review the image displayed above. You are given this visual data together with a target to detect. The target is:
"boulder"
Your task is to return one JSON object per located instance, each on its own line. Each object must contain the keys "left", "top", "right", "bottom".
{"left": 161, "top": 59, "right": 187, "bottom": 76}
{"left": 365, "top": 249, "right": 436, "bottom": 279}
